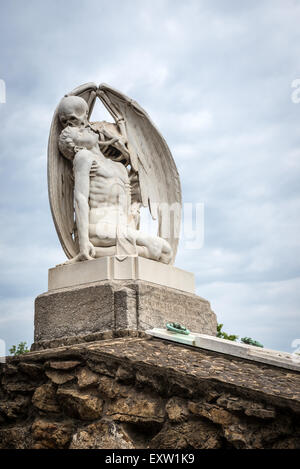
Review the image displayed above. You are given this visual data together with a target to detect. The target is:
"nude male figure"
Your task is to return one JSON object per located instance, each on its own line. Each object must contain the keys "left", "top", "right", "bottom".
{"left": 57, "top": 96, "right": 172, "bottom": 264}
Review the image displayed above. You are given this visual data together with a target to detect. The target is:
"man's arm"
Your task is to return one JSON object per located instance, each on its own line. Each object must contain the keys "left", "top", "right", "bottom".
{"left": 73, "top": 149, "right": 95, "bottom": 261}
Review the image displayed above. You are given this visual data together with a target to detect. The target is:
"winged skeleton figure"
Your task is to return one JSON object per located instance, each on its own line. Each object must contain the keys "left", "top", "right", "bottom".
{"left": 48, "top": 83, "right": 182, "bottom": 265}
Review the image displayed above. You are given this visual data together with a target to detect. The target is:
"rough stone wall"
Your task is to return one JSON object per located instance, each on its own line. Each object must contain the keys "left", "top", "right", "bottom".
{"left": 0, "top": 335, "right": 300, "bottom": 449}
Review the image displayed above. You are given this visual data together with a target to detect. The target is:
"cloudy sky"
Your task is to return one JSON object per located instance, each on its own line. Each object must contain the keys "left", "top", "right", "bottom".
{"left": 0, "top": 0, "right": 300, "bottom": 354}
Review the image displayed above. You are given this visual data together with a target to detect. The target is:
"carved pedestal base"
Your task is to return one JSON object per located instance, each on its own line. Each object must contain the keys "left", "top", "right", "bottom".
{"left": 32, "top": 257, "right": 217, "bottom": 350}
{"left": 48, "top": 256, "right": 195, "bottom": 294}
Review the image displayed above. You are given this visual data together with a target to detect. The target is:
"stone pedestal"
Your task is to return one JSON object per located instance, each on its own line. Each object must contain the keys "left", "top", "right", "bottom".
{"left": 48, "top": 256, "right": 195, "bottom": 294}
{"left": 33, "top": 257, "right": 217, "bottom": 350}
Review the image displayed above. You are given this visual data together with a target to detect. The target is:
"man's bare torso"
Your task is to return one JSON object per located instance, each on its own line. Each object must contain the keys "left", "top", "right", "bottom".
{"left": 88, "top": 154, "right": 131, "bottom": 246}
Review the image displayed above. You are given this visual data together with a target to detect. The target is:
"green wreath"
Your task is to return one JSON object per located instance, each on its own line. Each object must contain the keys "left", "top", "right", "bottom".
{"left": 166, "top": 322, "right": 190, "bottom": 335}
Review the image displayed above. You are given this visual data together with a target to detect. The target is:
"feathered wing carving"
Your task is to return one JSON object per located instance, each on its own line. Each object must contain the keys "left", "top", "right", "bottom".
{"left": 98, "top": 84, "right": 182, "bottom": 263}
{"left": 48, "top": 83, "right": 182, "bottom": 264}
{"left": 48, "top": 82, "right": 98, "bottom": 259}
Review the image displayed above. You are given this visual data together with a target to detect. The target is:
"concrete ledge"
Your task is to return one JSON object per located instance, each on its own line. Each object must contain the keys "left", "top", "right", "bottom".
{"left": 30, "top": 329, "right": 147, "bottom": 351}
{"left": 48, "top": 256, "right": 195, "bottom": 294}
{"left": 147, "top": 328, "right": 300, "bottom": 372}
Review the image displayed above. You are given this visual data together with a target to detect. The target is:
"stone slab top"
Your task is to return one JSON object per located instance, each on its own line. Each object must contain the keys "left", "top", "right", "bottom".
{"left": 5, "top": 334, "right": 300, "bottom": 413}
{"left": 147, "top": 328, "right": 300, "bottom": 373}
{"left": 48, "top": 256, "right": 195, "bottom": 294}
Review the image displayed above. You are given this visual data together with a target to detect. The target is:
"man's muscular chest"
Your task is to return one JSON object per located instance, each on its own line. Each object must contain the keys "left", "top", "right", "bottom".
{"left": 90, "top": 158, "right": 128, "bottom": 184}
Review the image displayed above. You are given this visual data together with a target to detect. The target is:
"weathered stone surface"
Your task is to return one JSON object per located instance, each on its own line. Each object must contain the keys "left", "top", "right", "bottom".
{"left": 107, "top": 389, "right": 165, "bottom": 424}
{"left": 223, "top": 416, "right": 293, "bottom": 449}
{"left": 0, "top": 425, "right": 32, "bottom": 449}
{"left": 45, "top": 370, "right": 75, "bottom": 385}
{"left": 135, "top": 370, "right": 165, "bottom": 394}
{"left": 216, "top": 394, "right": 250, "bottom": 412}
{"left": 48, "top": 360, "right": 81, "bottom": 370}
{"left": 33, "top": 280, "right": 217, "bottom": 349}
{"left": 70, "top": 420, "right": 135, "bottom": 449}
{"left": 80, "top": 337, "right": 300, "bottom": 411}
{"left": 1, "top": 336, "right": 300, "bottom": 449}
{"left": 18, "top": 363, "right": 43, "bottom": 378}
{"left": 188, "top": 401, "right": 238, "bottom": 426}
{"left": 87, "top": 359, "right": 117, "bottom": 378}
{"left": 57, "top": 387, "right": 103, "bottom": 420}
{"left": 31, "top": 330, "right": 144, "bottom": 351}
{"left": 32, "top": 384, "right": 60, "bottom": 413}
{"left": 32, "top": 418, "right": 73, "bottom": 449}
{"left": 115, "top": 365, "right": 135, "bottom": 383}
{"left": 4, "top": 364, "right": 18, "bottom": 375}
{"left": 34, "top": 283, "right": 116, "bottom": 343}
{"left": 76, "top": 367, "right": 99, "bottom": 389}
{"left": 0, "top": 395, "right": 30, "bottom": 420}
{"left": 166, "top": 397, "right": 189, "bottom": 422}
{"left": 98, "top": 376, "right": 129, "bottom": 399}
{"left": 244, "top": 404, "right": 276, "bottom": 419}
{"left": 136, "top": 281, "right": 217, "bottom": 335}
{"left": 149, "top": 420, "right": 222, "bottom": 449}
{"left": 216, "top": 394, "right": 276, "bottom": 419}
{"left": 1, "top": 376, "right": 36, "bottom": 393}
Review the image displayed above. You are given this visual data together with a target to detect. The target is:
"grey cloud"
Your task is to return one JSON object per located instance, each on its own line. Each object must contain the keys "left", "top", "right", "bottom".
{"left": 0, "top": 0, "right": 299, "bottom": 351}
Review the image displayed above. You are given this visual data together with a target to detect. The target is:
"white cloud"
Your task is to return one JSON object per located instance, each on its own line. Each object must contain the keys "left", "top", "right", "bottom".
{"left": 95, "top": 52, "right": 169, "bottom": 95}
{"left": 197, "top": 277, "right": 300, "bottom": 352}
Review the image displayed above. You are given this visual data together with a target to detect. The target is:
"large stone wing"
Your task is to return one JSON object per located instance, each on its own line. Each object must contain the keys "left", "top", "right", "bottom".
{"left": 98, "top": 84, "right": 182, "bottom": 263}
{"left": 48, "top": 82, "right": 98, "bottom": 259}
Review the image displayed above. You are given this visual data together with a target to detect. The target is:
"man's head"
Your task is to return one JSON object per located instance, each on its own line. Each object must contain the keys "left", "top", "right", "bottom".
{"left": 58, "top": 126, "right": 78, "bottom": 160}
{"left": 58, "top": 126, "right": 98, "bottom": 160}
{"left": 58, "top": 95, "right": 89, "bottom": 128}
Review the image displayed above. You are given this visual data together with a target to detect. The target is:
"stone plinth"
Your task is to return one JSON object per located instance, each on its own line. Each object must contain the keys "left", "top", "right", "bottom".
{"left": 33, "top": 279, "right": 217, "bottom": 350}
{"left": 33, "top": 256, "right": 216, "bottom": 350}
{"left": 48, "top": 256, "right": 195, "bottom": 294}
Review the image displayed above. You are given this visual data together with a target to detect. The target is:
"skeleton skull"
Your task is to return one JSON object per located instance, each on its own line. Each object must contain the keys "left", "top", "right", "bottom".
{"left": 58, "top": 95, "right": 89, "bottom": 128}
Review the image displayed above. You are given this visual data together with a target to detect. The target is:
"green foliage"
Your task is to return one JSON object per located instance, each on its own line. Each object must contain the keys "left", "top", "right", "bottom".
{"left": 217, "top": 324, "right": 264, "bottom": 348}
{"left": 241, "top": 337, "right": 264, "bottom": 348}
{"left": 9, "top": 342, "right": 30, "bottom": 356}
{"left": 217, "top": 323, "right": 239, "bottom": 342}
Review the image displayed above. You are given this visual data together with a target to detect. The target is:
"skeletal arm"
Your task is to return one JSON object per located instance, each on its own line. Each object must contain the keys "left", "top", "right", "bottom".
{"left": 92, "top": 122, "right": 130, "bottom": 161}
{"left": 102, "top": 129, "right": 130, "bottom": 160}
